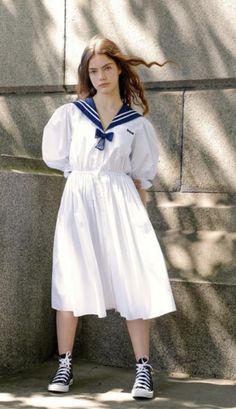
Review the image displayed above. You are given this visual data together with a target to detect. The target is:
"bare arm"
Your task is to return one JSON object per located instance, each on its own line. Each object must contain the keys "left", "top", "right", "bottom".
{"left": 138, "top": 188, "right": 147, "bottom": 207}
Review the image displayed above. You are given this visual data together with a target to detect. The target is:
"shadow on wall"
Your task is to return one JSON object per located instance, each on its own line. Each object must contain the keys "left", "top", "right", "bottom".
{"left": 0, "top": 0, "right": 65, "bottom": 158}
{"left": 75, "top": 0, "right": 236, "bottom": 312}
{"left": 69, "top": 0, "right": 236, "bottom": 81}
{"left": 151, "top": 281, "right": 236, "bottom": 378}
{"left": 0, "top": 0, "right": 64, "bottom": 86}
{"left": 0, "top": 1, "right": 235, "bottom": 173}
{"left": 0, "top": 0, "right": 236, "bottom": 377}
{"left": 0, "top": 1, "right": 235, "bottom": 188}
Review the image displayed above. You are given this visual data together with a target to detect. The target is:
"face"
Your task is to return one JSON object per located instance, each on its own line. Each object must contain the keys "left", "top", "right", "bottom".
{"left": 88, "top": 54, "right": 121, "bottom": 95}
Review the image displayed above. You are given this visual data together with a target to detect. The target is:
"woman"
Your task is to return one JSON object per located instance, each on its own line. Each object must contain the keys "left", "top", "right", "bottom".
{"left": 42, "top": 35, "right": 176, "bottom": 399}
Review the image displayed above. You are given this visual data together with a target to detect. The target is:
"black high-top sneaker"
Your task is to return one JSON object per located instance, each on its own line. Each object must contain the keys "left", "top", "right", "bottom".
{"left": 131, "top": 357, "right": 154, "bottom": 399}
{"left": 48, "top": 351, "right": 73, "bottom": 392}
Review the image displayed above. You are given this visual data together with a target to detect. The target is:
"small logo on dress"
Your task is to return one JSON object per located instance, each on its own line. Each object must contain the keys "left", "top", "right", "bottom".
{"left": 127, "top": 129, "right": 134, "bottom": 135}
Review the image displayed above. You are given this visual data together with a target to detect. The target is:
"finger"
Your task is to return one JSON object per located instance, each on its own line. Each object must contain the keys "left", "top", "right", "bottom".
{"left": 133, "top": 179, "right": 141, "bottom": 189}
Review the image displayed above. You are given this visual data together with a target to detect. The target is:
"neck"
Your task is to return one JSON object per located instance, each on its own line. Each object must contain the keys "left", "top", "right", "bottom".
{"left": 93, "top": 90, "right": 122, "bottom": 110}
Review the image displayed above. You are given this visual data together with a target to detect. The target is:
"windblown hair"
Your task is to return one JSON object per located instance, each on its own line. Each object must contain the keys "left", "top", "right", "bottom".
{"left": 76, "top": 35, "right": 171, "bottom": 115}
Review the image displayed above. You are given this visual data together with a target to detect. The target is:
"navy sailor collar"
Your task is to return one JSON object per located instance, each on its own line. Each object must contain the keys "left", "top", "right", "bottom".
{"left": 72, "top": 97, "right": 142, "bottom": 132}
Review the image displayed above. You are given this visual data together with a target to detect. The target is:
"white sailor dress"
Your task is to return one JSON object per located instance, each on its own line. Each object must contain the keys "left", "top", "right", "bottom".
{"left": 42, "top": 97, "right": 176, "bottom": 319}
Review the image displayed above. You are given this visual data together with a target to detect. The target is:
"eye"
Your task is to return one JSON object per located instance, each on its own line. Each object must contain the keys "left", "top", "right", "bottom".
{"left": 89, "top": 70, "right": 97, "bottom": 74}
{"left": 105, "top": 65, "right": 112, "bottom": 71}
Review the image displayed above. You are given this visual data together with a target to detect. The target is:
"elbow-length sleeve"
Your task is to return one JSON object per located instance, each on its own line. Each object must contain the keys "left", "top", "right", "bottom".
{"left": 130, "top": 119, "right": 159, "bottom": 189}
{"left": 42, "top": 104, "right": 72, "bottom": 176}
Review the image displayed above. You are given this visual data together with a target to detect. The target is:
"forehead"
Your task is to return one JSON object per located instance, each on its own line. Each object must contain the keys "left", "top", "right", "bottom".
{"left": 88, "top": 53, "right": 115, "bottom": 69}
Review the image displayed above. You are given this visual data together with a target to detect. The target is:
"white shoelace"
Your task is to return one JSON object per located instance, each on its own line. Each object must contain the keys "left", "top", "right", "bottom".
{"left": 52, "top": 352, "right": 72, "bottom": 384}
{"left": 133, "top": 361, "right": 153, "bottom": 390}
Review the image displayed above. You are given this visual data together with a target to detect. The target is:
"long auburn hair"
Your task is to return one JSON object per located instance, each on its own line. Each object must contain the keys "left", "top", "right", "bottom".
{"left": 76, "top": 35, "right": 171, "bottom": 115}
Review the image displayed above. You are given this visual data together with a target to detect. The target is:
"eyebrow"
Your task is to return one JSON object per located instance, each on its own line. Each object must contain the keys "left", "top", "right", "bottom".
{"left": 88, "top": 62, "right": 114, "bottom": 71}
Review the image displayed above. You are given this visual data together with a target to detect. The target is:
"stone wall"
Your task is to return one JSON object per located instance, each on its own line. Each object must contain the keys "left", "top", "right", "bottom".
{"left": 0, "top": 0, "right": 236, "bottom": 377}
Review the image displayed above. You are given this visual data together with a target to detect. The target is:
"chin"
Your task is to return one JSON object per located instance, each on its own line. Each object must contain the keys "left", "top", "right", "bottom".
{"left": 101, "top": 86, "right": 118, "bottom": 95}
{"left": 99, "top": 88, "right": 112, "bottom": 95}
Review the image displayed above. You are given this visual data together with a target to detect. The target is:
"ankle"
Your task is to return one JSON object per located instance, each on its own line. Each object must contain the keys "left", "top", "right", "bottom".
{"left": 136, "top": 356, "right": 149, "bottom": 363}
{"left": 59, "top": 350, "right": 72, "bottom": 356}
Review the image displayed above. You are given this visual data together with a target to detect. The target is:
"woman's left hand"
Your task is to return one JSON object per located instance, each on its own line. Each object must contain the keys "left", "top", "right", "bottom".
{"left": 132, "top": 178, "right": 141, "bottom": 190}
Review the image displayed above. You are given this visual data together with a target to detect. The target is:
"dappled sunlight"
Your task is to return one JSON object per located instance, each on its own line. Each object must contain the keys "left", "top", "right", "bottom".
{"left": 199, "top": 287, "right": 236, "bottom": 372}
{"left": 67, "top": 0, "right": 180, "bottom": 84}
{"left": 0, "top": 98, "right": 23, "bottom": 155}
{"left": 146, "top": 90, "right": 183, "bottom": 192}
{"left": 0, "top": 1, "right": 63, "bottom": 87}
{"left": 1, "top": 363, "right": 236, "bottom": 409}
{"left": 183, "top": 91, "right": 236, "bottom": 191}
{"left": 166, "top": 242, "right": 193, "bottom": 274}
{"left": 43, "top": 1, "right": 65, "bottom": 56}
{"left": 189, "top": 231, "right": 235, "bottom": 279}
{"left": 28, "top": 1, "right": 64, "bottom": 80}
{"left": 147, "top": 188, "right": 236, "bottom": 284}
{"left": 150, "top": 281, "right": 236, "bottom": 379}
{"left": 2, "top": 0, "right": 17, "bottom": 17}
{"left": 0, "top": 393, "right": 106, "bottom": 408}
{"left": 0, "top": 94, "right": 74, "bottom": 160}
{"left": 160, "top": 1, "right": 236, "bottom": 79}
{"left": 0, "top": 0, "right": 236, "bottom": 385}
{"left": 162, "top": 230, "right": 236, "bottom": 282}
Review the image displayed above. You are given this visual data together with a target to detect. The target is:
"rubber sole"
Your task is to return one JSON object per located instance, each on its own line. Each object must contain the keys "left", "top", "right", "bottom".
{"left": 131, "top": 387, "right": 154, "bottom": 399}
{"left": 48, "top": 378, "right": 73, "bottom": 393}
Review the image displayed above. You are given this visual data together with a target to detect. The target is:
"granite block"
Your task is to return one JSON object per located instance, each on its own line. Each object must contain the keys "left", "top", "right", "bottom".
{"left": 0, "top": 171, "right": 65, "bottom": 373}
{"left": 146, "top": 91, "right": 183, "bottom": 192}
{"left": 0, "top": 94, "right": 75, "bottom": 159}
{"left": 182, "top": 89, "right": 236, "bottom": 192}
{"left": 76, "top": 281, "right": 236, "bottom": 379}
{"left": 65, "top": 0, "right": 236, "bottom": 84}
{"left": 159, "top": 230, "right": 236, "bottom": 284}
{"left": 147, "top": 192, "right": 236, "bottom": 283}
{"left": 0, "top": 92, "right": 182, "bottom": 193}
{"left": 148, "top": 192, "right": 236, "bottom": 231}
{"left": 0, "top": 0, "right": 64, "bottom": 87}
{"left": 151, "top": 281, "right": 236, "bottom": 379}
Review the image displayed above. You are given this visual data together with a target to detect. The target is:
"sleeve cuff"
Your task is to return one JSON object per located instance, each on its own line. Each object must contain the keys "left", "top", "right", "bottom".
{"left": 63, "top": 169, "right": 72, "bottom": 178}
{"left": 140, "top": 179, "right": 152, "bottom": 189}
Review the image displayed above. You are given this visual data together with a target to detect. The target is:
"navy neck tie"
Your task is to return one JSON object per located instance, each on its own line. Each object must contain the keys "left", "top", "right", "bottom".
{"left": 95, "top": 128, "right": 114, "bottom": 150}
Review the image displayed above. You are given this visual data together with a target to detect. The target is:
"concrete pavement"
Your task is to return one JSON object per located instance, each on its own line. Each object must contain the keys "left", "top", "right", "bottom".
{"left": 0, "top": 358, "right": 236, "bottom": 409}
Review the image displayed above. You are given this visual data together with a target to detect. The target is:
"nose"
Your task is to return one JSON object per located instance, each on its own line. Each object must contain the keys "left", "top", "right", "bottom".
{"left": 98, "top": 69, "right": 106, "bottom": 81}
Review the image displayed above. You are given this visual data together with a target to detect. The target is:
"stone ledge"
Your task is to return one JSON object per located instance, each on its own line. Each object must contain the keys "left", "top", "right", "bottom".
{"left": 148, "top": 192, "right": 236, "bottom": 232}
{"left": 0, "top": 85, "right": 66, "bottom": 95}
{"left": 150, "top": 192, "right": 236, "bottom": 207}
{"left": 1, "top": 78, "right": 236, "bottom": 95}
{"left": 0, "top": 155, "right": 62, "bottom": 175}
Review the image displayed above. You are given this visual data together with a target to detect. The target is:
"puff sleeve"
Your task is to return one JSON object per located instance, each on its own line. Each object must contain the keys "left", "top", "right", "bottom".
{"left": 130, "top": 119, "right": 159, "bottom": 189}
{"left": 42, "top": 104, "right": 72, "bottom": 177}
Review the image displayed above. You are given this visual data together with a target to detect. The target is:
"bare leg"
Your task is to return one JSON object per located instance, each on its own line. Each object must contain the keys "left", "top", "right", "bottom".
{"left": 56, "top": 311, "right": 78, "bottom": 354}
{"left": 127, "top": 319, "right": 154, "bottom": 399}
{"left": 126, "top": 319, "right": 151, "bottom": 361}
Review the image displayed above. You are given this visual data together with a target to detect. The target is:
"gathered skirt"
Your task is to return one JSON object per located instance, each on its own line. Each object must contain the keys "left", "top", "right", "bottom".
{"left": 51, "top": 170, "right": 176, "bottom": 319}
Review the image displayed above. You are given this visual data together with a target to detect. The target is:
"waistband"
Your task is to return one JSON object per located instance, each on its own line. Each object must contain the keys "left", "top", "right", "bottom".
{"left": 71, "top": 170, "right": 129, "bottom": 177}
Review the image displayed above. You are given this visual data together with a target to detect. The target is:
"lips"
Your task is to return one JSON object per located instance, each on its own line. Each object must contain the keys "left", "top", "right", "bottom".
{"left": 99, "top": 83, "right": 109, "bottom": 87}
